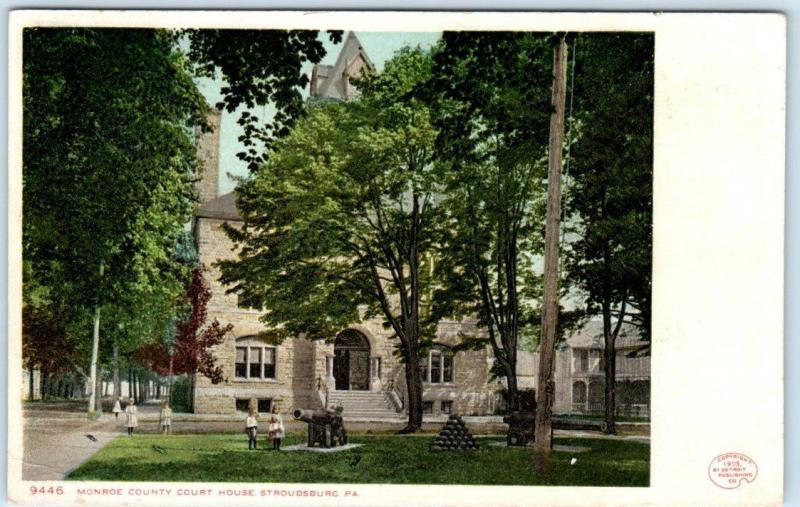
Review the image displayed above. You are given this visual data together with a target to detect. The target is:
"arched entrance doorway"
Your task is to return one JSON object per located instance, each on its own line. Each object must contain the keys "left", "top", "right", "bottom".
{"left": 333, "top": 329, "right": 371, "bottom": 390}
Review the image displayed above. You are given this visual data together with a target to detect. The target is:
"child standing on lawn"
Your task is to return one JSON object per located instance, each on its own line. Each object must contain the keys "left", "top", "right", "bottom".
{"left": 125, "top": 398, "right": 138, "bottom": 436}
{"left": 245, "top": 407, "right": 259, "bottom": 450}
{"left": 159, "top": 401, "right": 173, "bottom": 434}
{"left": 268, "top": 405, "right": 285, "bottom": 451}
{"left": 112, "top": 397, "right": 122, "bottom": 420}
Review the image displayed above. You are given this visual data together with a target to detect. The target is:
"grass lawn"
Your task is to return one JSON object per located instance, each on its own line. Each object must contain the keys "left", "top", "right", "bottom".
{"left": 67, "top": 434, "right": 649, "bottom": 487}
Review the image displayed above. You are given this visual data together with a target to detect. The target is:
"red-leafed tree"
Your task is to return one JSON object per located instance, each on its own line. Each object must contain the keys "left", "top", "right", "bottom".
{"left": 136, "top": 265, "right": 232, "bottom": 411}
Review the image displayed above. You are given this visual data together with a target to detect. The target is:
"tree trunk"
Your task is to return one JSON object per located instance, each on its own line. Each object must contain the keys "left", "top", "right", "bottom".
{"left": 88, "top": 304, "right": 101, "bottom": 414}
{"left": 533, "top": 32, "right": 568, "bottom": 474}
{"left": 167, "top": 352, "right": 174, "bottom": 406}
{"left": 399, "top": 194, "right": 424, "bottom": 434}
{"left": 112, "top": 341, "right": 121, "bottom": 399}
{"left": 88, "top": 263, "right": 104, "bottom": 414}
{"left": 128, "top": 369, "right": 133, "bottom": 399}
{"left": 603, "top": 318, "right": 617, "bottom": 435}
{"left": 94, "top": 367, "right": 103, "bottom": 413}
{"left": 602, "top": 290, "right": 627, "bottom": 435}
{"left": 133, "top": 371, "right": 139, "bottom": 404}
{"left": 28, "top": 368, "right": 34, "bottom": 400}
{"left": 400, "top": 335, "right": 423, "bottom": 433}
{"left": 505, "top": 363, "right": 520, "bottom": 412}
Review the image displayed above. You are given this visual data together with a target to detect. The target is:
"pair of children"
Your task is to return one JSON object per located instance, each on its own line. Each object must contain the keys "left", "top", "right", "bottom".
{"left": 246, "top": 405, "right": 284, "bottom": 450}
{"left": 111, "top": 398, "right": 172, "bottom": 436}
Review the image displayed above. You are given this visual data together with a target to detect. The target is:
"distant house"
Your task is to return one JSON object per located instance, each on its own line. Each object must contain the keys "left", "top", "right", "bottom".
{"left": 517, "top": 320, "right": 650, "bottom": 418}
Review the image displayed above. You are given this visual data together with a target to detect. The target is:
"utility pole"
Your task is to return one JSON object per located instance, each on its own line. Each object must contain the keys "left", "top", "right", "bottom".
{"left": 533, "top": 32, "right": 568, "bottom": 474}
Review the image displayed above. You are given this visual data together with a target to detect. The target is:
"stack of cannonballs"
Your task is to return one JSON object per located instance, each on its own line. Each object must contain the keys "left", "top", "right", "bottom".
{"left": 430, "top": 415, "right": 480, "bottom": 451}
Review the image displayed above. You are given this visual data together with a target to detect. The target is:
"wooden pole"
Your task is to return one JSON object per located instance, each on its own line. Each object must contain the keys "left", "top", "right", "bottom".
{"left": 533, "top": 32, "right": 568, "bottom": 474}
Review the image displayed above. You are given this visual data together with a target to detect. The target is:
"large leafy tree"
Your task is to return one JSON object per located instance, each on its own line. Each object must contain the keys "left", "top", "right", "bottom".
{"left": 219, "top": 48, "right": 439, "bottom": 432}
{"left": 426, "top": 33, "right": 553, "bottom": 412}
{"left": 23, "top": 28, "right": 207, "bottom": 413}
{"left": 136, "top": 265, "right": 232, "bottom": 411}
{"left": 184, "top": 29, "right": 343, "bottom": 171}
{"left": 564, "top": 33, "right": 654, "bottom": 434}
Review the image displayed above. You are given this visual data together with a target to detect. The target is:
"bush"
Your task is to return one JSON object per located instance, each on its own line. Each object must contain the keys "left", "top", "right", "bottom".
{"left": 170, "top": 376, "right": 191, "bottom": 413}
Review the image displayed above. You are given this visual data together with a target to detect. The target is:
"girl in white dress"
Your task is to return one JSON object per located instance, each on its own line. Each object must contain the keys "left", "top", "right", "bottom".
{"left": 112, "top": 397, "right": 122, "bottom": 420}
{"left": 159, "top": 401, "right": 173, "bottom": 434}
{"left": 268, "top": 405, "right": 285, "bottom": 451}
{"left": 125, "top": 399, "right": 138, "bottom": 436}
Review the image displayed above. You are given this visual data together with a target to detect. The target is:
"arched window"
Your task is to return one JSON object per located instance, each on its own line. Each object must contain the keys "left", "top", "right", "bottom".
{"left": 234, "top": 336, "right": 276, "bottom": 380}
{"left": 421, "top": 345, "right": 454, "bottom": 384}
{"left": 572, "top": 381, "right": 587, "bottom": 404}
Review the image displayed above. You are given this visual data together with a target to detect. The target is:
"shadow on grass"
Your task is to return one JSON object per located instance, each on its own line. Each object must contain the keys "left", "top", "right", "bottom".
{"left": 67, "top": 434, "right": 649, "bottom": 487}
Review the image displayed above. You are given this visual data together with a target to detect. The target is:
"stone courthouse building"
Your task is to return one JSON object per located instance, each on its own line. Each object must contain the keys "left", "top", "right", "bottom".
{"left": 190, "top": 32, "right": 651, "bottom": 418}
{"left": 191, "top": 33, "right": 497, "bottom": 418}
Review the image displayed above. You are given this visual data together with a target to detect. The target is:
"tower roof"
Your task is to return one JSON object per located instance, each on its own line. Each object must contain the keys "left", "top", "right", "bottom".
{"left": 311, "top": 31, "right": 375, "bottom": 100}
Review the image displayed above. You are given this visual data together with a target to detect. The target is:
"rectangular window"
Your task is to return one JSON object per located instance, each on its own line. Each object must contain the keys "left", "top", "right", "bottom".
{"left": 419, "top": 356, "right": 429, "bottom": 383}
{"left": 257, "top": 398, "right": 272, "bottom": 413}
{"left": 263, "top": 348, "right": 276, "bottom": 379}
{"left": 441, "top": 401, "right": 453, "bottom": 414}
{"left": 423, "top": 401, "right": 434, "bottom": 415}
{"left": 442, "top": 354, "right": 453, "bottom": 383}
{"left": 249, "top": 347, "right": 262, "bottom": 378}
{"left": 235, "top": 347, "right": 247, "bottom": 379}
{"left": 430, "top": 352, "right": 442, "bottom": 384}
{"left": 235, "top": 398, "right": 250, "bottom": 412}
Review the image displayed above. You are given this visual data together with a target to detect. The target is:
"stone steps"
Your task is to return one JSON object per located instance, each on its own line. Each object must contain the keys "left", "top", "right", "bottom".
{"left": 327, "top": 390, "right": 401, "bottom": 418}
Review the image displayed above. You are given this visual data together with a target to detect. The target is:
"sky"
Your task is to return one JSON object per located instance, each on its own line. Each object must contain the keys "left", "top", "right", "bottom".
{"left": 193, "top": 31, "right": 441, "bottom": 196}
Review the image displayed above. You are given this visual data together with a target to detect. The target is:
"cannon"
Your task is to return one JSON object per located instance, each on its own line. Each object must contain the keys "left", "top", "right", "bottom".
{"left": 293, "top": 406, "right": 348, "bottom": 448}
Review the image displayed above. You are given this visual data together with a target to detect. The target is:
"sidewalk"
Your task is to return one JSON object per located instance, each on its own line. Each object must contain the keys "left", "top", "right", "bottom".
{"left": 22, "top": 400, "right": 161, "bottom": 480}
{"left": 23, "top": 413, "right": 117, "bottom": 480}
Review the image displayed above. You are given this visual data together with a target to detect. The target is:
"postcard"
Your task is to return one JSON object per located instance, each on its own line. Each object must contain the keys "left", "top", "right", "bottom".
{"left": 7, "top": 10, "right": 785, "bottom": 507}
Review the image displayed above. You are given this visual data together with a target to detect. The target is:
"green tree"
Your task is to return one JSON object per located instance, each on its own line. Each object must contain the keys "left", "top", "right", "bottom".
{"left": 219, "top": 48, "right": 439, "bottom": 432}
{"left": 23, "top": 28, "right": 207, "bottom": 413}
{"left": 184, "top": 29, "right": 343, "bottom": 171}
{"left": 564, "top": 33, "right": 654, "bottom": 435}
{"left": 426, "top": 33, "right": 553, "bottom": 412}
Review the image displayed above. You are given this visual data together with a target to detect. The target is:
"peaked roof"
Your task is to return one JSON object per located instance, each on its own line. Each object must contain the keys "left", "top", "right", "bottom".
{"left": 196, "top": 191, "right": 242, "bottom": 221}
{"left": 314, "top": 31, "right": 375, "bottom": 99}
{"left": 565, "top": 320, "right": 646, "bottom": 349}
